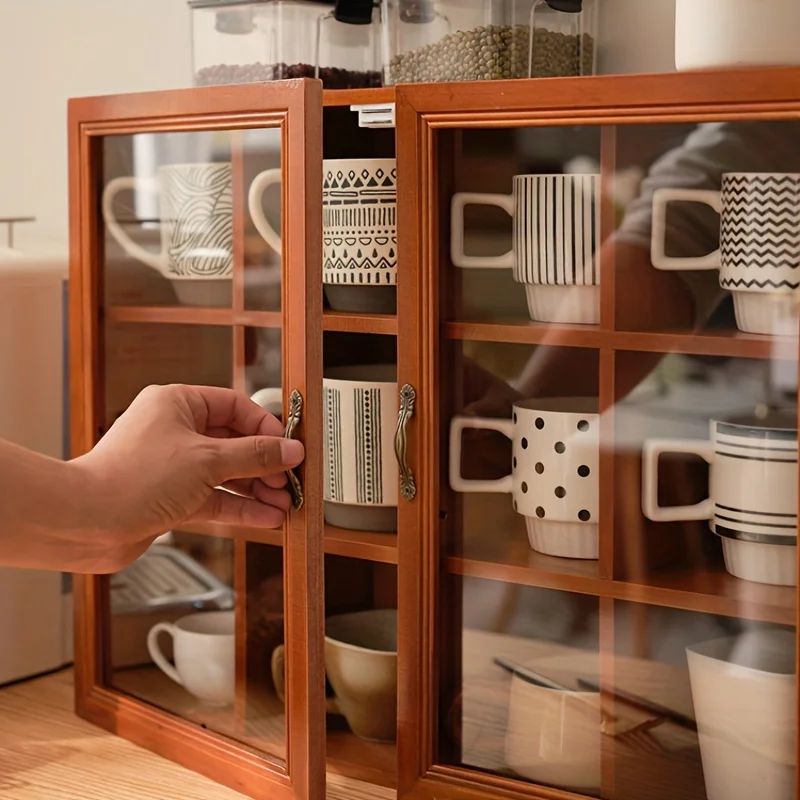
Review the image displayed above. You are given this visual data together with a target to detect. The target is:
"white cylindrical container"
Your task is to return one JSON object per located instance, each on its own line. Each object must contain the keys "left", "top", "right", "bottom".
{"left": 675, "top": 0, "right": 800, "bottom": 71}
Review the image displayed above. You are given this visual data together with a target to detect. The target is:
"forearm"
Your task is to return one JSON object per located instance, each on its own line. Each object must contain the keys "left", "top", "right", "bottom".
{"left": 0, "top": 439, "right": 107, "bottom": 571}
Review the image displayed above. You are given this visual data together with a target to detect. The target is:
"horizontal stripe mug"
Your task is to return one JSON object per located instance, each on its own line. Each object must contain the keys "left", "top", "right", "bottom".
{"left": 642, "top": 410, "right": 798, "bottom": 586}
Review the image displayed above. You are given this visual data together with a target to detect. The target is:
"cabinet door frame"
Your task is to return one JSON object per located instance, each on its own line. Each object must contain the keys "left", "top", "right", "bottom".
{"left": 395, "top": 72, "right": 800, "bottom": 800}
{"left": 68, "top": 79, "right": 325, "bottom": 800}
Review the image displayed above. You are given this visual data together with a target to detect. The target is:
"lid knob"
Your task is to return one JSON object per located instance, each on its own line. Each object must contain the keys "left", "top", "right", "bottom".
{"left": 334, "top": 0, "right": 375, "bottom": 24}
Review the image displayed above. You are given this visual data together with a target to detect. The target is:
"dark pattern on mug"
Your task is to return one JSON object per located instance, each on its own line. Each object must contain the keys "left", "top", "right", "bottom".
{"left": 513, "top": 174, "right": 600, "bottom": 287}
{"left": 164, "top": 165, "right": 233, "bottom": 278}
{"left": 720, "top": 174, "right": 800, "bottom": 291}
{"left": 355, "top": 388, "right": 383, "bottom": 505}
{"left": 324, "top": 387, "right": 344, "bottom": 502}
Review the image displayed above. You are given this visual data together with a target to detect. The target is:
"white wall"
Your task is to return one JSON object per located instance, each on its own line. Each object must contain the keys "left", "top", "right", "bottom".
{"left": 0, "top": 0, "right": 192, "bottom": 253}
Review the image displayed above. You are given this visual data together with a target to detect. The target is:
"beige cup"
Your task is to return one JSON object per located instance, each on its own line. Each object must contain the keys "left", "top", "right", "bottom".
{"left": 272, "top": 608, "right": 397, "bottom": 742}
{"left": 147, "top": 610, "right": 235, "bottom": 706}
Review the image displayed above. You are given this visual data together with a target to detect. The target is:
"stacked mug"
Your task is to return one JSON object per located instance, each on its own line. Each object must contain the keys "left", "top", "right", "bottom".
{"left": 451, "top": 173, "right": 602, "bottom": 325}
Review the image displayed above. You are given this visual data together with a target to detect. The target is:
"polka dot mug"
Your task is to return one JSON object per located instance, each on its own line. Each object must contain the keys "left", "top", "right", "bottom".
{"left": 449, "top": 397, "right": 599, "bottom": 560}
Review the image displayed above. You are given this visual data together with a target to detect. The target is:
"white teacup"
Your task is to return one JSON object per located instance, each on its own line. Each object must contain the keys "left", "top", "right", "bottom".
{"left": 449, "top": 397, "right": 600, "bottom": 559}
{"left": 147, "top": 611, "right": 235, "bottom": 706}
{"left": 102, "top": 163, "right": 234, "bottom": 307}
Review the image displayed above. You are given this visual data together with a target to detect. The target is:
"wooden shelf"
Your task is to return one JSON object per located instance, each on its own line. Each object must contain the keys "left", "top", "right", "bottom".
{"left": 322, "top": 87, "right": 395, "bottom": 108}
{"left": 105, "top": 305, "right": 282, "bottom": 328}
{"left": 442, "top": 319, "right": 602, "bottom": 348}
{"left": 182, "top": 521, "right": 397, "bottom": 564}
{"left": 323, "top": 310, "right": 398, "bottom": 335}
{"left": 442, "top": 318, "right": 794, "bottom": 359}
{"left": 446, "top": 555, "right": 794, "bottom": 625}
{"left": 613, "top": 329, "right": 797, "bottom": 360}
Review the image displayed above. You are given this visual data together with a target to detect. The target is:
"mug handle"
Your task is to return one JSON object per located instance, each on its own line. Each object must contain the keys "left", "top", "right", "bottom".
{"left": 248, "top": 169, "right": 283, "bottom": 255}
{"left": 101, "top": 176, "right": 164, "bottom": 272}
{"left": 270, "top": 644, "right": 340, "bottom": 714}
{"left": 650, "top": 188, "right": 722, "bottom": 271}
{"left": 450, "top": 192, "right": 515, "bottom": 269}
{"left": 642, "top": 439, "right": 715, "bottom": 522}
{"left": 147, "top": 622, "right": 182, "bottom": 686}
{"left": 449, "top": 416, "right": 514, "bottom": 494}
{"left": 250, "top": 387, "right": 283, "bottom": 420}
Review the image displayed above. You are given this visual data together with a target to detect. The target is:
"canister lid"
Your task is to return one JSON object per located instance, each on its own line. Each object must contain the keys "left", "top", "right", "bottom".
{"left": 334, "top": 0, "right": 375, "bottom": 24}
{"left": 545, "top": 0, "right": 583, "bottom": 11}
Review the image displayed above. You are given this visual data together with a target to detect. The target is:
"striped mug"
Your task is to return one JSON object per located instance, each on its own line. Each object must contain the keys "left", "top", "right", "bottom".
{"left": 451, "top": 173, "right": 601, "bottom": 324}
{"left": 642, "top": 410, "right": 798, "bottom": 586}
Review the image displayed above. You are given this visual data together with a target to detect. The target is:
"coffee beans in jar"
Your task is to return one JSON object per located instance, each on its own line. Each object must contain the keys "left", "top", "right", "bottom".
{"left": 194, "top": 62, "right": 383, "bottom": 89}
{"left": 388, "top": 24, "right": 594, "bottom": 83}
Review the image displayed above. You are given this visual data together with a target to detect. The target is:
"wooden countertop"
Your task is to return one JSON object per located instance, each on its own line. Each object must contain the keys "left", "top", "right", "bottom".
{"left": 0, "top": 669, "right": 393, "bottom": 800}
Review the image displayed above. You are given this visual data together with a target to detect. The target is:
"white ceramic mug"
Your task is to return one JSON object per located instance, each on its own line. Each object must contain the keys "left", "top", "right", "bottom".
{"left": 247, "top": 168, "right": 283, "bottom": 256}
{"left": 271, "top": 608, "right": 397, "bottom": 743}
{"left": 451, "top": 174, "right": 601, "bottom": 324}
{"left": 102, "top": 163, "right": 234, "bottom": 305}
{"left": 675, "top": 0, "right": 800, "bottom": 71}
{"left": 642, "top": 410, "right": 798, "bottom": 586}
{"left": 449, "top": 398, "right": 600, "bottom": 559}
{"left": 323, "top": 364, "right": 399, "bottom": 532}
{"left": 147, "top": 610, "right": 235, "bottom": 706}
{"left": 322, "top": 158, "right": 398, "bottom": 289}
{"left": 687, "top": 630, "right": 796, "bottom": 800}
{"left": 250, "top": 386, "right": 283, "bottom": 420}
{"left": 651, "top": 173, "right": 800, "bottom": 335}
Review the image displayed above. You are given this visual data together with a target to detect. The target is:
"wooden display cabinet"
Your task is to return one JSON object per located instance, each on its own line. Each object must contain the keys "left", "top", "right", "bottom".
{"left": 70, "top": 70, "right": 800, "bottom": 800}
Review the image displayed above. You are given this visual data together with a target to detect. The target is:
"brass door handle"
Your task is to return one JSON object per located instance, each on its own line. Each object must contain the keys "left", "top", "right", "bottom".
{"left": 285, "top": 390, "right": 304, "bottom": 511}
{"left": 394, "top": 384, "right": 417, "bottom": 502}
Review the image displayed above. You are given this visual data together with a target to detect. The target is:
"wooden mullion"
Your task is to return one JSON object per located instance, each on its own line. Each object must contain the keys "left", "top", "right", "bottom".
{"left": 231, "top": 131, "right": 246, "bottom": 314}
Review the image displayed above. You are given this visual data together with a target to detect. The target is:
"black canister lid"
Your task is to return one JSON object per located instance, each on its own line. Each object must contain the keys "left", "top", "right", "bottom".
{"left": 334, "top": 0, "right": 375, "bottom": 24}
{"left": 545, "top": 0, "right": 583, "bottom": 12}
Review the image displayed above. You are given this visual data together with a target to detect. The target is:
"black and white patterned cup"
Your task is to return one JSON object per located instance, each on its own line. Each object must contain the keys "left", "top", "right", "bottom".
{"left": 643, "top": 410, "right": 798, "bottom": 586}
{"left": 323, "top": 364, "right": 399, "bottom": 532}
{"left": 102, "top": 163, "right": 233, "bottom": 306}
{"left": 449, "top": 398, "right": 600, "bottom": 559}
{"left": 323, "top": 159, "right": 398, "bottom": 314}
{"left": 451, "top": 174, "right": 601, "bottom": 324}
{"left": 652, "top": 172, "right": 800, "bottom": 336}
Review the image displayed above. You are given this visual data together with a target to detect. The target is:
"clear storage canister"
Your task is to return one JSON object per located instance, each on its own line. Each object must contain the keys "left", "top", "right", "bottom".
{"left": 382, "top": 0, "right": 596, "bottom": 84}
{"left": 190, "top": 0, "right": 383, "bottom": 89}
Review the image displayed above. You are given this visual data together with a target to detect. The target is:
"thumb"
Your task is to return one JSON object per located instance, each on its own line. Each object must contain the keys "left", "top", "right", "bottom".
{"left": 209, "top": 435, "right": 304, "bottom": 483}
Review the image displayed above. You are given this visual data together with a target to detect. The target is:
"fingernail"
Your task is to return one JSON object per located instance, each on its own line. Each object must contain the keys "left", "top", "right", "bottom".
{"left": 280, "top": 438, "right": 304, "bottom": 464}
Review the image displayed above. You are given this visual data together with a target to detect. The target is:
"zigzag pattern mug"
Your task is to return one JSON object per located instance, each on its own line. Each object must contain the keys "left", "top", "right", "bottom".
{"left": 651, "top": 172, "right": 800, "bottom": 335}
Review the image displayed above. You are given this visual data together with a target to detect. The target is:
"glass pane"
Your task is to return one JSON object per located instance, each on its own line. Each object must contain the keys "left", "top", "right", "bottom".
{"left": 442, "top": 126, "right": 601, "bottom": 326}
{"left": 101, "top": 127, "right": 284, "bottom": 311}
{"left": 109, "top": 533, "right": 242, "bottom": 739}
{"left": 323, "top": 554, "right": 397, "bottom": 782}
{"left": 443, "top": 578, "right": 600, "bottom": 793}
{"left": 103, "top": 322, "right": 232, "bottom": 432}
{"left": 242, "top": 542, "right": 286, "bottom": 762}
{"left": 434, "top": 114, "right": 799, "bottom": 800}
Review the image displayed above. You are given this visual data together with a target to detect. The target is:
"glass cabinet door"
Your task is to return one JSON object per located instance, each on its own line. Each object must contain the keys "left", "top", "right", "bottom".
{"left": 68, "top": 82, "right": 325, "bottom": 800}
{"left": 396, "top": 81, "right": 799, "bottom": 800}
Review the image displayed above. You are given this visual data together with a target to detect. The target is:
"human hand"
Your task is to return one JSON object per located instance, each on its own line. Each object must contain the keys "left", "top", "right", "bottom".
{"left": 74, "top": 384, "right": 304, "bottom": 571}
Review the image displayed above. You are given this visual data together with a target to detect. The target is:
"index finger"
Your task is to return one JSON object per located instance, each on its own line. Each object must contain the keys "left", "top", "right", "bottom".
{"left": 184, "top": 386, "right": 285, "bottom": 438}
